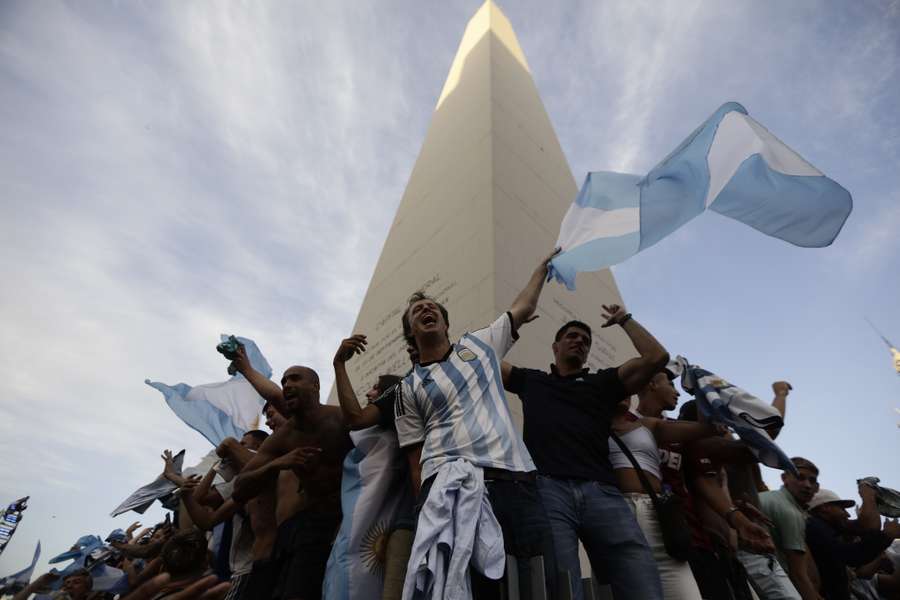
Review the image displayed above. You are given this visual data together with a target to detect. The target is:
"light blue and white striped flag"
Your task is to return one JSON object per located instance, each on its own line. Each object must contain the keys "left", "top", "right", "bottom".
{"left": 146, "top": 335, "right": 271, "bottom": 446}
{"left": 324, "top": 426, "right": 409, "bottom": 600}
{"left": 673, "top": 356, "right": 797, "bottom": 476}
{"left": 549, "top": 102, "right": 852, "bottom": 289}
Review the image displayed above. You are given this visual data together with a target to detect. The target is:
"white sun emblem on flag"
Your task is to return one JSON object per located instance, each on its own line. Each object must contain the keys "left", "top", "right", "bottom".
{"left": 359, "top": 520, "right": 390, "bottom": 577}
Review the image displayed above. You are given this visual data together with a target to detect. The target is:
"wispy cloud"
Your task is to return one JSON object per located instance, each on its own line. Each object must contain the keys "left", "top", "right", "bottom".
{"left": 1, "top": 0, "right": 898, "bottom": 576}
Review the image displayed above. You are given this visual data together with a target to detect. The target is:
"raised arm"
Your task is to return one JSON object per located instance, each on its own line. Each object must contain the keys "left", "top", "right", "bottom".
{"left": 605, "top": 306, "right": 669, "bottom": 394}
{"left": 13, "top": 573, "right": 59, "bottom": 600}
{"left": 192, "top": 466, "right": 222, "bottom": 507}
{"left": 852, "top": 482, "right": 883, "bottom": 533}
{"left": 180, "top": 480, "right": 240, "bottom": 531}
{"left": 508, "top": 249, "right": 559, "bottom": 331}
{"left": 333, "top": 334, "right": 382, "bottom": 430}
{"left": 216, "top": 437, "right": 255, "bottom": 471}
{"left": 230, "top": 343, "right": 286, "bottom": 415}
{"left": 771, "top": 381, "right": 791, "bottom": 418}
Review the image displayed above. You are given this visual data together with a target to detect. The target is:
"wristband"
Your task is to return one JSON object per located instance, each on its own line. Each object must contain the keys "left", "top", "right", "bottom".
{"left": 619, "top": 313, "right": 633, "bottom": 326}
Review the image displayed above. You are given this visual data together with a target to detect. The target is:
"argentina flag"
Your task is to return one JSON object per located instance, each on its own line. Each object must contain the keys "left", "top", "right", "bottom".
{"left": 549, "top": 102, "right": 852, "bottom": 289}
{"left": 146, "top": 335, "right": 271, "bottom": 446}
{"left": 324, "top": 426, "right": 408, "bottom": 600}
{"left": 673, "top": 356, "right": 797, "bottom": 475}
{"left": 0, "top": 541, "right": 40, "bottom": 596}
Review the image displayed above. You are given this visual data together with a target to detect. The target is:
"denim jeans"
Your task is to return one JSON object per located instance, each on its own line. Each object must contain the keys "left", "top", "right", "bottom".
{"left": 537, "top": 476, "right": 663, "bottom": 600}
{"left": 418, "top": 475, "right": 558, "bottom": 600}
{"left": 735, "top": 550, "right": 801, "bottom": 600}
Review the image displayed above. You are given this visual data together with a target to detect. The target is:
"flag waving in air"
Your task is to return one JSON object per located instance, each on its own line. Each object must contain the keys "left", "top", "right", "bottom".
{"left": 146, "top": 335, "right": 271, "bottom": 446}
{"left": 549, "top": 102, "right": 852, "bottom": 289}
{"left": 672, "top": 356, "right": 797, "bottom": 475}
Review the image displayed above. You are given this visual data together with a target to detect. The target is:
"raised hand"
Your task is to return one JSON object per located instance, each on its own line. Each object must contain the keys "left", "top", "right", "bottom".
{"left": 600, "top": 304, "right": 629, "bottom": 328}
{"left": 537, "top": 247, "right": 562, "bottom": 274}
{"left": 772, "top": 381, "right": 792, "bottom": 396}
{"left": 125, "top": 521, "right": 142, "bottom": 539}
{"left": 884, "top": 519, "right": 900, "bottom": 539}
{"left": 334, "top": 335, "right": 367, "bottom": 365}
{"left": 229, "top": 342, "right": 251, "bottom": 376}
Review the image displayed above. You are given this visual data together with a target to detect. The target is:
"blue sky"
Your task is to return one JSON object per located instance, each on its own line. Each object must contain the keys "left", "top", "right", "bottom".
{"left": 1, "top": 0, "right": 899, "bottom": 576}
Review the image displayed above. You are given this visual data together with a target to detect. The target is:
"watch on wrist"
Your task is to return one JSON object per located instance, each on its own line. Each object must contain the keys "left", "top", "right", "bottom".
{"left": 619, "top": 313, "right": 633, "bottom": 326}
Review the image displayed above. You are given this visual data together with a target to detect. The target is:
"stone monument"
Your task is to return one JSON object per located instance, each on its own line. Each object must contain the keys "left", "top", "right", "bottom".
{"left": 327, "top": 0, "right": 636, "bottom": 427}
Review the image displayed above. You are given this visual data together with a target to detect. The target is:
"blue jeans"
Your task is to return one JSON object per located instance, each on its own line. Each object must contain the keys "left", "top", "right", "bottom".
{"left": 537, "top": 476, "right": 663, "bottom": 600}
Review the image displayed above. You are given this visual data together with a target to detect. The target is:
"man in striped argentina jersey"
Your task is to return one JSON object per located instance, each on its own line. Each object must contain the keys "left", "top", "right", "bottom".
{"left": 395, "top": 249, "right": 560, "bottom": 600}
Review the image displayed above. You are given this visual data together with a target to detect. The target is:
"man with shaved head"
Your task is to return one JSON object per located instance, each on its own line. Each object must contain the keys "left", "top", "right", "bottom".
{"left": 232, "top": 351, "right": 352, "bottom": 600}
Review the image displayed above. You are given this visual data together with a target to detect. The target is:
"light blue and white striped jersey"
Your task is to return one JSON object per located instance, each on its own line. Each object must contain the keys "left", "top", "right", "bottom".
{"left": 395, "top": 312, "right": 536, "bottom": 482}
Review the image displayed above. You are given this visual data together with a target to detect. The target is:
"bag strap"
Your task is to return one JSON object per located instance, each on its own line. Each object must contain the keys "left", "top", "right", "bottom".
{"left": 610, "top": 430, "right": 661, "bottom": 507}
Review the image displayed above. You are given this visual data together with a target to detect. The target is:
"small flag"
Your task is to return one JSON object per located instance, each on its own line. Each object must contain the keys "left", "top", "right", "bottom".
{"left": 110, "top": 450, "right": 183, "bottom": 517}
{"left": 550, "top": 102, "right": 852, "bottom": 289}
{"left": 146, "top": 335, "right": 271, "bottom": 446}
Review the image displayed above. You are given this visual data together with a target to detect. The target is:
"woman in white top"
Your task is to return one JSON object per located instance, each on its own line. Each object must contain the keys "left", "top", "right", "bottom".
{"left": 609, "top": 370, "right": 721, "bottom": 600}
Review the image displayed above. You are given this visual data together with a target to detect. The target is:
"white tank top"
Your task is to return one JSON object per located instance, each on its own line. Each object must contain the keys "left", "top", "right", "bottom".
{"left": 608, "top": 425, "right": 661, "bottom": 480}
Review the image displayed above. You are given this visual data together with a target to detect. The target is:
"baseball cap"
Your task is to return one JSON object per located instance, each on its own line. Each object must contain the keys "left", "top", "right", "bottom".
{"left": 808, "top": 489, "right": 855, "bottom": 511}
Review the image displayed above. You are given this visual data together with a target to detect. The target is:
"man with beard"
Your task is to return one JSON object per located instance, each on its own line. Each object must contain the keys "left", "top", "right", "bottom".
{"left": 232, "top": 355, "right": 352, "bottom": 600}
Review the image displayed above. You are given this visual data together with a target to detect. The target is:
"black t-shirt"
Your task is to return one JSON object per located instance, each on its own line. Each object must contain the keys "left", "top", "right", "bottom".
{"left": 372, "top": 383, "right": 401, "bottom": 431}
{"left": 806, "top": 515, "right": 892, "bottom": 600}
{"left": 506, "top": 365, "right": 627, "bottom": 483}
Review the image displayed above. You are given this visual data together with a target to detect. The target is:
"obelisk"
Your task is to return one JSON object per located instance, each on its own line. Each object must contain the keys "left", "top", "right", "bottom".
{"left": 327, "top": 1, "right": 636, "bottom": 424}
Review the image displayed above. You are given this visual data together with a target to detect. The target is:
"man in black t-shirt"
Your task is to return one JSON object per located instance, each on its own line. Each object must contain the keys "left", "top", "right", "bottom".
{"left": 503, "top": 307, "right": 668, "bottom": 600}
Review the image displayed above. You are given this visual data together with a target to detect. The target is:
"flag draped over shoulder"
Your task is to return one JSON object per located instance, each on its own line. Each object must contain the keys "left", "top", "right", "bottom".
{"left": 324, "top": 426, "right": 409, "bottom": 600}
{"left": 0, "top": 541, "right": 40, "bottom": 595}
{"left": 146, "top": 335, "right": 271, "bottom": 446}
{"left": 549, "top": 102, "right": 852, "bottom": 289}
{"left": 673, "top": 356, "right": 798, "bottom": 476}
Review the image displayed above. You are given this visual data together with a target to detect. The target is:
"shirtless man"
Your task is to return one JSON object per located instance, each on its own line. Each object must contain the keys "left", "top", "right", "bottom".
{"left": 166, "top": 429, "right": 272, "bottom": 600}
{"left": 232, "top": 353, "right": 352, "bottom": 600}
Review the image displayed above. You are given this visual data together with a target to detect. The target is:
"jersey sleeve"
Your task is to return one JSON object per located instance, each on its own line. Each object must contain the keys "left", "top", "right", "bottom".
{"left": 470, "top": 311, "right": 518, "bottom": 359}
{"left": 394, "top": 379, "right": 425, "bottom": 448}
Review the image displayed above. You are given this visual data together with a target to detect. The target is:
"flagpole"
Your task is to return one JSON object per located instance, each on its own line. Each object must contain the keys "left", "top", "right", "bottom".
{"left": 864, "top": 316, "right": 896, "bottom": 348}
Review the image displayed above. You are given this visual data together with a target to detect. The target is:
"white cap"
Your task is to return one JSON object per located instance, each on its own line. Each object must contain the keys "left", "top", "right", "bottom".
{"left": 808, "top": 489, "right": 855, "bottom": 511}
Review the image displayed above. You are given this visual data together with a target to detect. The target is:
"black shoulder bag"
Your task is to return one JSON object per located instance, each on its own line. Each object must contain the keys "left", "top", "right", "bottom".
{"left": 610, "top": 431, "right": 692, "bottom": 561}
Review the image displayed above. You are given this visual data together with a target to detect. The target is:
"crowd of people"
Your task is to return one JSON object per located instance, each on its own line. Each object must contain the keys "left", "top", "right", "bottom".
{"left": 11, "top": 251, "right": 900, "bottom": 600}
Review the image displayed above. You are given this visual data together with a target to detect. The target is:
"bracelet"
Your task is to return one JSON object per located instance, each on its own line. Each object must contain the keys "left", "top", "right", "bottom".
{"left": 725, "top": 506, "right": 740, "bottom": 527}
{"left": 619, "top": 313, "right": 633, "bottom": 326}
